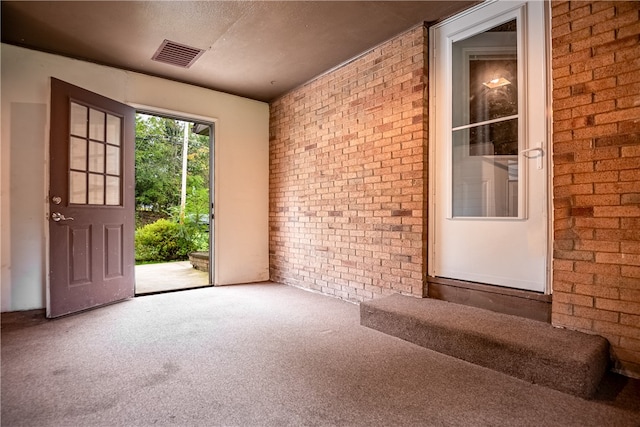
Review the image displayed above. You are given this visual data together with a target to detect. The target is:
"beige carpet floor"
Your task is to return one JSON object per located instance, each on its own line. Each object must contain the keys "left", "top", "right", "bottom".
{"left": 2, "top": 283, "right": 639, "bottom": 426}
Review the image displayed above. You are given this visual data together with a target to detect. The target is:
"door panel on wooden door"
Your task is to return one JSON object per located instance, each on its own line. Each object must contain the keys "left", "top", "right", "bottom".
{"left": 48, "top": 78, "right": 135, "bottom": 317}
{"left": 431, "top": 1, "right": 548, "bottom": 292}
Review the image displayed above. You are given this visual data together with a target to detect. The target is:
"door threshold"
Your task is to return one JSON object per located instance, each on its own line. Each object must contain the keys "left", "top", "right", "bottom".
{"left": 135, "top": 284, "right": 213, "bottom": 297}
{"left": 425, "top": 276, "right": 551, "bottom": 323}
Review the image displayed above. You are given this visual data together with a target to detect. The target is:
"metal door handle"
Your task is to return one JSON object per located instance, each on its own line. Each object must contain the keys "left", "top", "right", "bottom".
{"left": 51, "top": 212, "right": 74, "bottom": 222}
{"left": 520, "top": 147, "right": 543, "bottom": 154}
{"left": 520, "top": 143, "right": 544, "bottom": 170}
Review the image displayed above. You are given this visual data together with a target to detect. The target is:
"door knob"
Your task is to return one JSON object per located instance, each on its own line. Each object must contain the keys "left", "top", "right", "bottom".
{"left": 51, "top": 212, "right": 74, "bottom": 222}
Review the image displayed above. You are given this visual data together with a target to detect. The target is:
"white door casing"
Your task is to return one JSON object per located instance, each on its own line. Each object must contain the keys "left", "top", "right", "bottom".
{"left": 429, "top": 1, "right": 549, "bottom": 292}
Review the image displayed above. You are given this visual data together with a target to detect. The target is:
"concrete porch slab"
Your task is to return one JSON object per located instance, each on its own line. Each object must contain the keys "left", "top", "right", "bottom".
{"left": 135, "top": 261, "right": 210, "bottom": 295}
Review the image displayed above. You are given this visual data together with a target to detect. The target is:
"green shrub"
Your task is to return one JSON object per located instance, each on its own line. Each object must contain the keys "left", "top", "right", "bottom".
{"left": 135, "top": 219, "right": 196, "bottom": 263}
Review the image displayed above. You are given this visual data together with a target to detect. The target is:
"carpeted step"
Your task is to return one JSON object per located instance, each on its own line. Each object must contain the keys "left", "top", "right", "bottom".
{"left": 360, "top": 294, "right": 609, "bottom": 398}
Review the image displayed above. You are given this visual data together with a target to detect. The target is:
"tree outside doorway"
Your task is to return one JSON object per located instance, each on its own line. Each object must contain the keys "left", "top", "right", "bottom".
{"left": 134, "top": 113, "right": 211, "bottom": 276}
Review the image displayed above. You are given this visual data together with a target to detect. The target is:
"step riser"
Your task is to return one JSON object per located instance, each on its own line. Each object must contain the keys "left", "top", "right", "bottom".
{"left": 361, "top": 296, "right": 609, "bottom": 399}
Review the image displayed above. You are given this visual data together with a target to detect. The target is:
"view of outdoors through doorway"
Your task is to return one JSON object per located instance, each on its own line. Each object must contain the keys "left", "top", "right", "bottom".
{"left": 134, "top": 112, "right": 213, "bottom": 295}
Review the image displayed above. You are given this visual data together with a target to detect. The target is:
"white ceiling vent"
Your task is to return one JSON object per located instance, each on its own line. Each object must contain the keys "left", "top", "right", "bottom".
{"left": 152, "top": 40, "right": 205, "bottom": 68}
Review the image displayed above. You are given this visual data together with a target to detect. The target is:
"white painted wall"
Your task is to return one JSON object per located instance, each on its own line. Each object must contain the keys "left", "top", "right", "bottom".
{"left": 1, "top": 44, "right": 270, "bottom": 312}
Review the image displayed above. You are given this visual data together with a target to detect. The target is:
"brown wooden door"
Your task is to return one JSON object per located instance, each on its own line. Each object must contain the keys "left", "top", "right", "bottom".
{"left": 48, "top": 78, "right": 135, "bottom": 318}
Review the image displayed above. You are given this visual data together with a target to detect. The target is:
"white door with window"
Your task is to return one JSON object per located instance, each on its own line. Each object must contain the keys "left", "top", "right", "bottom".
{"left": 430, "top": 1, "right": 548, "bottom": 292}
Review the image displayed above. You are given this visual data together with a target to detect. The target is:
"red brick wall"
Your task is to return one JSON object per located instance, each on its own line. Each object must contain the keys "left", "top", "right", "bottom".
{"left": 551, "top": 0, "right": 640, "bottom": 377}
{"left": 269, "top": 26, "right": 427, "bottom": 302}
{"left": 269, "top": 1, "right": 639, "bottom": 378}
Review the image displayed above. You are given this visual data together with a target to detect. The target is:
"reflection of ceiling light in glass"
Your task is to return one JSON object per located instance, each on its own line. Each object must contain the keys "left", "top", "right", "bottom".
{"left": 483, "top": 77, "right": 511, "bottom": 89}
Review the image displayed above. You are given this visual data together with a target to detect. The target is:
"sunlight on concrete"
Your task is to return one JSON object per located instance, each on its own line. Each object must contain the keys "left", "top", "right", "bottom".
{"left": 135, "top": 261, "right": 209, "bottom": 294}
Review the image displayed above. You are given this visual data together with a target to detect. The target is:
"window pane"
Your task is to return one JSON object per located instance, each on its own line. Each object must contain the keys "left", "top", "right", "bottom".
{"left": 106, "top": 176, "right": 120, "bottom": 205}
{"left": 89, "top": 108, "right": 105, "bottom": 141}
{"left": 70, "top": 103, "right": 88, "bottom": 137}
{"left": 88, "top": 174, "right": 104, "bottom": 205}
{"left": 88, "top": 141, "right": 105, "bottom": 173}
{"left": 452, "top": 120, "right": 519, "bottom": 218}
{"left": 106, "top": 146, "right": 120, "bottom": 175}
{"left": 70, "top": 171, "right": 87, "bottom": 204}
{"left": 452, "top": 19, "right": 518, "bottom": 128}
{"left": 467, "top": 57, "right": 518, "bottom": 124}
{"left": 70, "top": 137, "right": 87, "bottom": 171}
{"left": 106, "top": 114, "right": 121, "bottom": 146}
{"left": 468, "top": 118, "right": 518, "bottom": 156}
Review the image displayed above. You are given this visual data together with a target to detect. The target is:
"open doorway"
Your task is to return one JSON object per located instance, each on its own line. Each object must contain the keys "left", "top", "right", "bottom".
{"left": 133, "top": 112, "right": 214, "bottom": 295}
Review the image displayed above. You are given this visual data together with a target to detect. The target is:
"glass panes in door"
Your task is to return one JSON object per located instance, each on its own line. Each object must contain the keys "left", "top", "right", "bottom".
{"left": 451, "top": 19, "right": 519, "bottom": 217}
{"left": 68, "top": 102, "right": 122, "bottom": 206}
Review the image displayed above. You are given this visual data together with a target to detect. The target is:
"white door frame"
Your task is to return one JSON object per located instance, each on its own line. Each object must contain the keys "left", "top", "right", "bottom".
{"left": 427, "top": 0, "right": 553, "bottom": 294}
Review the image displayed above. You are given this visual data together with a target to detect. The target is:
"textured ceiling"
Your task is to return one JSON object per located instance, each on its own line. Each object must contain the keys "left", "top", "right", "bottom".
{"left": 2, "top": 1, "right": 477, "bottom": 102}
